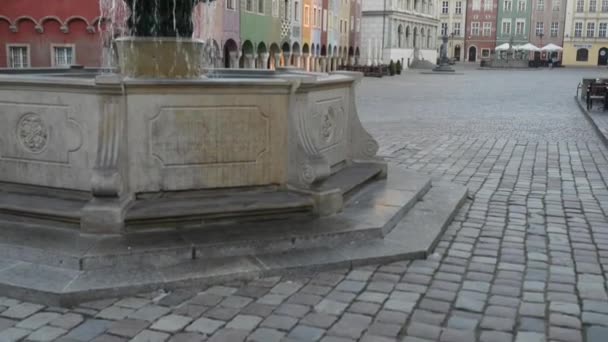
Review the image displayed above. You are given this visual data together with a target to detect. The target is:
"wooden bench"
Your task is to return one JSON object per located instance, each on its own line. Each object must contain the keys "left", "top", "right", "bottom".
{"left": 586, "top": 82, "right": 608, "bottom": 110}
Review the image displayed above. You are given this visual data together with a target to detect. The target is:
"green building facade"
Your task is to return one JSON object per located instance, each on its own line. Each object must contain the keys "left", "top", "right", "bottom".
{"left": 496, "top": 0, "right": 532, "bottom": 45}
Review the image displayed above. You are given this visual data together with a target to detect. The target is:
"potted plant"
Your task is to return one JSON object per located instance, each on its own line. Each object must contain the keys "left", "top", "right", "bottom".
{"left": 114, "top": 0, "right": 208, "bottom": 78}
{"left": 389, "top": 60, "right": 395, "bottom": 76}
{"left": 396, "top": 60, "right": 402, "bottom": 75}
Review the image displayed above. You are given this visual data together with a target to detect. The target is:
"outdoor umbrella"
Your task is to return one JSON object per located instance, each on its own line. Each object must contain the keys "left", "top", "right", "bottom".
{"left": 517, "top": 43, "right": 541, "bottom": 51}
{"left": 541, "top": 43, "right": 563, "bottom": 51}
{"left": 495, "top": 43, "right": 511, "bottom": 51}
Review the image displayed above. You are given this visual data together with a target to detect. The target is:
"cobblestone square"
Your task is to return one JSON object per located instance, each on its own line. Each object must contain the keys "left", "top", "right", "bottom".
{"left": 2, "top": 66, "right": 608, "bottom": 341}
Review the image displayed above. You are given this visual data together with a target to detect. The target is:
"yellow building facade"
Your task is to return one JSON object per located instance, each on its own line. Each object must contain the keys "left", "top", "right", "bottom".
{"left": 563, "top": 0, "right": 608, "bottom": 66}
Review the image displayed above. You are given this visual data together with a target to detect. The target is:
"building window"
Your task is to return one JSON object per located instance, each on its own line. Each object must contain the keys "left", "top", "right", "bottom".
{"left": 603, "top": 0, "right": 608, "bottom": 11}
{"left": 600, "top": 22, "right": 607, "bottom": 37}
{"left": 587, "top": 22, "right": 595, "bottom": 37}
{"left": 304, "top": 5, "right": 310, "bottom": 25}
{"left": 441, "top": 22, "right": 448, "bottom": 35}
{"left": 502, "top": 20, "right": 511, "bottom": 34}
{"left": 473, "top": 0, "right": 481, "bottom": 10}
{"left": 518, "top": 0, "right": 525, "bottom": 11}
{"left": 258, "top": 0, "right": 264, "bottom": 13}
{"left": 552, "top": 0, "right": 561, "bottom": 9}
{"left": 272, "top": 0, "right": 279, "bottom": 16}
{"left": 294, "top": 1, "right": 299, "bottom": 21}
{"left": 312, "top": 7, "right": 316, "bottom": 26}
{"left": 576, "top": 48, "right": 589, "bottom": 61}
{"left": 515, "top": 20, "right": 524, "bottom": 34}
{"left": 453, "top": 22, "right": 461, "bottom": 35}
{"left": 483, "top": 22, "right": 492, "bottom": 35}
{"left": 575, "top": 22, "right": 583, "bottom": 37}
{"left": 227, "top": 0, "right": 235, "bottom": 10}
{"left": 504, "top": 0, "right": 512, "bottom": 10}
{"left": 455, "top": 1, "right": 463, "bottom": 13}
{"left": 537, "top": 0, "right": 544, "bottom": 10}
{"left": 323, "top": 10, "right": 328, "bottom": 31}
{"left": 551, "top": 22, "right": 559, "bottom": 36}
{"left": 53, "top": 46, "right": 74, "bottom": 67}
{"left": 576, "top": 0, "right": 584, "bottom": 12}
{"left": 590, "top": 0, "right": 597, "bottom": 11}
{"left": 350, "top": 15, "right": 354, "bottom": 30}
{"left": 471, "top": 21, "right": 480, "bottom": 35}
{"left": 484, "top": 0, "right": 493, "bottom": 10}
{"left": 482, "top": 48, "right": 490, "bottom": 57}
{"left": 247, "top": 0, "right": 254, "bottom": 11}
{"left": 356, "top": 18, "right": 360, "bottom": 32}
{"left": 442, "top": 1, "right": 449, "bottom": 12}
{"left": 8, "top": 46, "right": 29, "bottom": 68}
{"left": 535, "top": 22, "right": 544, "bottom": 35}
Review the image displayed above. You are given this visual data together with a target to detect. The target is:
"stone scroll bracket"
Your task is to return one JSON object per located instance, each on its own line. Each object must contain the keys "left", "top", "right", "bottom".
{"left": 81, "top": 79, "right": 131, "bottom": 235}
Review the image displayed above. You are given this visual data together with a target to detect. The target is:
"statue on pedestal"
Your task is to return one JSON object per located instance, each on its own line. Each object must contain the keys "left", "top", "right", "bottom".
{"left": 433, "top": 35, "right": 455, "bottom": 72}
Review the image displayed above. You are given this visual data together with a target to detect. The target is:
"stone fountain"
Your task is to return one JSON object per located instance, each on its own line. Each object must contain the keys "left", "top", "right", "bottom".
{"left": 0, "top": 0, "right": 467, "bottom": 305}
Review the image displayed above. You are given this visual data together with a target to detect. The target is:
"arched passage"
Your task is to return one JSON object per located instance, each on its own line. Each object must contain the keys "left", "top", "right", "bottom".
{"left": 281, "top": 42, "right": 291, "bottom": 66}
{"left": 257, "top": 42, "right": 267, "bottom": 69}
{"left": 241, "top": 40, "right": 254, "bottom": 68}
{"left": 413, "top": 27, "right": 418, "bottom": 48}
{"left": 223, "top": 39, "right": 238, "bottom": 68}
{"left": 269, "top": 42, "right": 280, "bottom": 69}
{"left": 398, "top": 25, "right": 403, "bottom": 48}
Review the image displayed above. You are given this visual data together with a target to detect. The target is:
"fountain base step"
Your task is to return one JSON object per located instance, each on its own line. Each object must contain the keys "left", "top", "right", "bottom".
{"left": 0, "top": 167, "right": 467, "bottom": 306}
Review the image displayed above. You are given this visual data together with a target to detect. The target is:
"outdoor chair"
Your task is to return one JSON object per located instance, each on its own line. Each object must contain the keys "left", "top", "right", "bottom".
{"left": 586, "top": 82, "right": 608, "bottom": 111}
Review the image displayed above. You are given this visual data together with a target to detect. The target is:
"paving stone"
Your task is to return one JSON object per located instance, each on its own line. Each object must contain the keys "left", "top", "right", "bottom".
{"left": 301, "top": 312, "right": 338, "bottom": 328}
{"left": 374, "top": 310, "right": 408, "bottom": 325}
{"left": 172, "top": 304, "right": 208, "bottom": 318}
{"left": 407, "top": 322, "right": 442, "bottom": 340}
{"left": 256, "top": 294, "right": 287, "bottom": 306}
{"left": 0, "top": 303, "right": 44, "bottom": 319}
{"left": 205, "top": 286, "right": 238, "bottom": 297}
{"left": 157, "top": 290, "right": 196, "bottom": 307}
{"left": 129, "top": 305, "right": 171, "bottom": 322}
{"left": 189, "top": 294, "right": 223, "bottom": 307}
{"left": 582, "top": 312, "right": 608, "bottom": 325}
{"left": 287, "top": 325, "right": 325, "bottom": 341}
{"left": 480, "top": 315, "right": 515, "bottom": 331}
{"left": 275, "top": 303, "right": 309, "bottom": 318}
{"left": 514, "top": 332, "right": 546, "bottom": 342}
{"left": 247, "top": 327, "right": 285, "bottom": 342}
{"left": 520, "top": 303, "right": 546, "bottom": 318}
{"left": 219, "top": 296, "right": 252, "bottom": 309}
{"left": 314, "top": 299, "right": 348, "bottom": 315}
{"left": 185, "top": 317, "right": 225, "bottom": 335}
{"left": 203, "top": 307, "right": 240, "bottom": 321}
{"left": 359, "top": 333, "right": 396, "bottom": 342}
{"left": 63, "top": 319, "right": 112, "bottom": 341}
{"left": 410, "top": 309, "right": 445, "bottom": 325}
{"left": 114, "top": 298, "right": 150, "bottom": 310}
{"left": 207, "top": 329, "right": 246, "bottom": 342}
{"left": 96, "top": 306, "right": 135, "bottom": 320}
{"left": 16, "top": 312, "right": 60, "bottom": 330}
{"left": 0, "top": 327, "right": 31, "bottom": 342}
{"left": 150, "top": 314, "right": 193, "bottom": 333}
{"left": 50, "top": 313, "right": 84, "bottom": 330}
{"left": 224, "top": 315, "right": 262, "bottom": 332}
{"left": 240, "top": 303, "right": 274, "bottom": 318}
{"left": 260, "top": 314, "right": 298, "bottom": 331}
{"left": 287, "top": 293, "right": 322, "bottom": 306}
{"left": 327, "top": 313, "right": 372, "bottom": 339}
{"left": 130, "top": 329, "right": 170, "bottom": 342}
{"left": 80, "top": 299, "right": 118, "bottom": 311}
{"left": 319, "top": 337, "right": 356, "bottom": 342}
{"left": 549, "top": 326, "right": 582, "bottom": 342}
{"left": 347, "top": 301, "right": 380, "bottom": 316}
{"left": 446, "top": 315, "right": 478, "bottom": 330}
{"left": 519, "top": 317, "right": 545, "bottom": 332}
{"left": 366, "top": 322, "right": 401, "bottom": 337}
{"left": 454, "top": 296, "right": 485, "bottom": 313}
{"left": 90, "top": 334, "right": 127, "bottom": 342}
{"left": 586, "top": 326, "right": 608, "bottom": 342}
{"left": 26, "top": 326, "right": 68, "bottom": 341}
{"left": 550, "top": 302, "right": 580, "bottom": 316}
{"left": 107, "top": 319, "right": 149, "bottom": 337}
{"left": 270, "top": 281, "right": 303, "bottom": 296}
{"left": 440, "top": 328, "right": 476, "bottom": 342}
{"left": 480, "top": 331, "right": 513, "bottom": 342}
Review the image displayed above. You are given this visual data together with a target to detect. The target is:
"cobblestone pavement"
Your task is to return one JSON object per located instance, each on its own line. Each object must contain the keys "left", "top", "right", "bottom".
{"left": 3, "top": 67, "right": 608, "bottom": 341}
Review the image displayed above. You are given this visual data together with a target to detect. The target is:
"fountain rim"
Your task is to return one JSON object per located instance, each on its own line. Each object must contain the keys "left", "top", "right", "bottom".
{"left": 113, "top": 36, "right": 206, "bottom": 43}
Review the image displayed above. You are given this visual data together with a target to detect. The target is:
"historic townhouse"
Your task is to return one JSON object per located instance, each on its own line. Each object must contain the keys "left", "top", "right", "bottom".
{"left": 361, "top": 0, "right": 440, "bottom": 68}
{"left": 496, "top": 0, "right": 533, "bottom": 46}
{"left": 464, "top": 0, "right": 498, "bottom": 61}
{"left": 563, "top": 0, "right": 608, "bottom": 65}
{"left": 528, "top": 0, "right": 566, "bottom": 58}
{"left": 1, "top": 0, "right": 361, "bottom": 71}
{"left": 438, "top": 0, "right": 468, "bottom": 60}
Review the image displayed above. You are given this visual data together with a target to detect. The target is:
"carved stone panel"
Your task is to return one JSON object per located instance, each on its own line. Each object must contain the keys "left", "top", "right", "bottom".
{"left": 309, "top": 97, "right": 348, "bottom": 168}
{"left": 0, "top": 102, "right": 83, "bottom": 164}
{"left": 149, "top": 106, "right": 269, "bottom": 167}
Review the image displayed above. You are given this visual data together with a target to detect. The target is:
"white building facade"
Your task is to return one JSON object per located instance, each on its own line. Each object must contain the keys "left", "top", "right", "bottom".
{"left": 361, "top": 0, "right": 440, "bottom": 67}
{"left": 437, "top": 0, "right": 467, "bottom": 60}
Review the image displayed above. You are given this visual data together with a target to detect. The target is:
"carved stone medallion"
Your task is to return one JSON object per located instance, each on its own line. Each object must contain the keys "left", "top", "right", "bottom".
{"left": 321, "top": 107, "right": 336, "bottom": 143}
{"left": 18, "top": 113, "right": 48, "bottom": 153}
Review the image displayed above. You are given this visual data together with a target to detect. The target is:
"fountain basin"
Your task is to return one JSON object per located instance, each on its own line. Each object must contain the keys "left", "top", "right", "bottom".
{"left": 0, "top": 69, "right": 382, "bottom": 234}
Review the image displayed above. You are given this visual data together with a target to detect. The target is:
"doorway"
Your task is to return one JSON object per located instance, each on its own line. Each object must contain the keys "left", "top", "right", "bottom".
{"left": 599, "top": 47, "right": 608, "bottom": 66}
{"left": 454, "top": 45, "right": 461, "bottom": 61}
{"left": 468, "top": 46, "right": 476, "bottom": 62}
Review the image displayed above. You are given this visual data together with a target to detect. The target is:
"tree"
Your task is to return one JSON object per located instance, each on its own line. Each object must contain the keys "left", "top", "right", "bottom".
{"left": 389, "top": 60, "right": 396, "bottom": 76}
{"left": 396, "top": 60, "right": 402, "bottom": 75}
{"left": 125, "top": 0, "right": 205, "bottom": 37}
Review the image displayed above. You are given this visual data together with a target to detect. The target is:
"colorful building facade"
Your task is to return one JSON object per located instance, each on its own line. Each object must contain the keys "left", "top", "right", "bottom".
{"left": 1, "top": 0, "right": 360, "bottom": 71}
{"left": 528, "top": 0, "right": 566, "bottom": 57}
{"left": 496, "top": 0, "right": 533, "bottom": 46}
{"left": 464, "top": 0, "right": 498, "bottom": 61}
{"left": 438, "top": 0, "right": 468, "bottom": 60}
{"left": 563, "top": 0, "right": 608, "bottom": 66}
